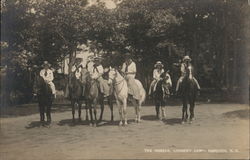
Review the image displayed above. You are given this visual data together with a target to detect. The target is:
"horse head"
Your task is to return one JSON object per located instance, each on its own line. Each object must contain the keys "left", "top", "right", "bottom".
{"left": 34, "top": 75, "right": 52, "bottom": 96}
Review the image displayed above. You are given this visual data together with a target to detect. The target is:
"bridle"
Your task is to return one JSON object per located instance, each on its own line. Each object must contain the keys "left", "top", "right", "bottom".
{"left": 109, "top": 69, "right": 126, "bottom": 95}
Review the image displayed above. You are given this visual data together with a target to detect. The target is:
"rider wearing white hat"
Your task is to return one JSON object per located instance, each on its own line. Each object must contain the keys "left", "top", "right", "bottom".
{"left": 40, "top": 61, "right": 56, "bottom": 98}
{"left": 148, "top": 61, "right": 165, "bottom": 95}
{"left": 176, "top": 55, "right": 200, "bottom": 94}
{"left": 121, "top": 52, "right": 140, "bottom": 100}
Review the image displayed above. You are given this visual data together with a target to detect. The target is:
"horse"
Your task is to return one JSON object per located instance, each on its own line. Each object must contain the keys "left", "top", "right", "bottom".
{"left": 153, "top": 72, "right": 172, "bottom": 120}
{"left": 68, "top": 71, "right": 89, "bottom": 122}
{"left": 109, "top": 68, "right": 146, "bottom": 126}
{"left": 85, "top": 73, "right": 114, "bottom": 127}
{"left": 33, "top": 74, "right": 53, "bottom": 123}
{"left": 180, "top": 65, "right": 198, "bottom": 124}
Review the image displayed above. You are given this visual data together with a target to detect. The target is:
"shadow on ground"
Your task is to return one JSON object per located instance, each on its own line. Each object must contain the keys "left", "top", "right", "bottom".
{"left": 223, "top": 109, "right": 250, "bottom": 119}
{"left": 163, "top": 118, "right": 182, "bottom": 125}
{"left": 25, "top": 121, "right": 51, "bottom": 129}
{"left": 57, "top": 118, "right": 90, "bottom": 126}
{"left": 141, "top": 115, "right": 158, "bottom": 121}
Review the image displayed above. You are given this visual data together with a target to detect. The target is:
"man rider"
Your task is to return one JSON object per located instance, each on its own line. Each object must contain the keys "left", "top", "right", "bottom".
{"left": 40, "top": 61, "right": 56, "bottom": 98}
{"left": 175, "top": 55, "right": 201, "bottom": 94}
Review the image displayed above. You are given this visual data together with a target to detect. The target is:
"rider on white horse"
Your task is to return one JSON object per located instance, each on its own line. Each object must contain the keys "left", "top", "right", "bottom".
{"left": 121, "top": 53, "right": 141, "bottom": 100}
{"left": 148, "top": 61, "right": 165, "bottom": 96}
{"left": 176, "top": 56, "right": 201, "bottom": 94}
{"left": 40, "top": 61, "right": 56, "bottom": 98}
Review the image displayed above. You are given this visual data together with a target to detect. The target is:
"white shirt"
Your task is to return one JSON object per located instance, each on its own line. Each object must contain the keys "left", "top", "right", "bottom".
{"left": 40, "top": 69, "right": 54, "bottom": 82}
{"left": 121, "top": 61, "right": 136, "bottom": 78}
{"left": 153, "top": 68, "right": 165, "bottom": 80}
{"left": 165, "top": 73, "right": 172, "bottom": 87}
{"left": 88, "top": 64, "right": 104, "bottom": 79}
{"left": 72, "top": 65, "right": 82, "bottom": 79}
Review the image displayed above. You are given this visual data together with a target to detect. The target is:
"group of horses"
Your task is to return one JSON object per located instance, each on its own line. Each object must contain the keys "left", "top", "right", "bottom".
{"left": 33, "top": 66, "right": 198, "bottom": 127}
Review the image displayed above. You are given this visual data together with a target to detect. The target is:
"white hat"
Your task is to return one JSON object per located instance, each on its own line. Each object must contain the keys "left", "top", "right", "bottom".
{"left": 42, "top": 61, "right": 51, "bottom": 67}
{"left": 154, "top": 61, "right": 164, "bottom": 68}
{"left": 183, "top": 55, "right": 192, "bottom": 61}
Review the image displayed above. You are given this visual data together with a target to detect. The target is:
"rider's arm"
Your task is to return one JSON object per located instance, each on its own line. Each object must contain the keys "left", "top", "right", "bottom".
{"left": 39, "top": 70, "right": 44, "bottom": 78}
{"left": 126, "top": 62, "right": 136, "bottom": 74}
{"left": 181, "top": 63, "right": 186, "bottom": 74}
{"left": 166, "top": 73, "right": 172, "bottom": 87}
{"left": 121, "top": 63, "right": 126, "bottom": 73}
{"left": 153, "top": 69, "right": 158, "bottom": 80}
{"left": 46, "top": 70, "right": 54, "bottom": 82}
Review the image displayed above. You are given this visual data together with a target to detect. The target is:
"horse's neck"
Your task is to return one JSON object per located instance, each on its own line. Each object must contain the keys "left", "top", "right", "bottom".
{"left": 115, "top": 71, "right": 124, "bottom": 82}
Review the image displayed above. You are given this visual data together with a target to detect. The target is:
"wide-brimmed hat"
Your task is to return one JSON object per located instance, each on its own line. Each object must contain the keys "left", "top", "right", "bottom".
{"left": 75, "top": 58, "right": 82, "bottom": 63}
{"left": 124, "top": 53, "right": 132, "bottom": 60}
{"left": 154, "top": 61, "right": 164, "bottom": 68}
{"left": 42, "top": 61, "right": 51, "bottom": 67}
{"left": 93, "top": 55, "right": 102, "bottom": 61}
{"left": 183, "top": 55, "right": 192, "bottom": 61}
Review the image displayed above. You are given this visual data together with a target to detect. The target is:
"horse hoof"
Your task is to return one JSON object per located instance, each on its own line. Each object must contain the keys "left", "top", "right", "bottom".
{"left": 93, "top": 123, "right": 97, "bottom": 127}
{"left": 119, "top": 121, "right": 123, "bottom": 126}
{"left": 181, "top": 121, "right": 185, "bottom": 124}
{"left": 124, "top": 121, "right": 128, "bottom": 126}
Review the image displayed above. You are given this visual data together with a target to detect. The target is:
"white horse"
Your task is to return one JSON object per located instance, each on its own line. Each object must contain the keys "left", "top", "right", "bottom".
{"left": 109, "top": 68, "right": 146, "bottom": 126}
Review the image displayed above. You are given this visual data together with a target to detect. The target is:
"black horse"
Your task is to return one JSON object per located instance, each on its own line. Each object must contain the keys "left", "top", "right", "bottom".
{"left": 33, "top": 74, "right": 53, "bottom": 123}
{"left": 180, "top": 66, "right": 198, "bottom": 124}
{"left": 154, "top": 72, "right": 172, "bottom": 120}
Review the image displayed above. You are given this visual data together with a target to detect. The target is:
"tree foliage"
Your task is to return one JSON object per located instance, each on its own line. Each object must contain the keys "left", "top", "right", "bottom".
{"left": 1, "top": 0, "right": 249, "bottom": 105}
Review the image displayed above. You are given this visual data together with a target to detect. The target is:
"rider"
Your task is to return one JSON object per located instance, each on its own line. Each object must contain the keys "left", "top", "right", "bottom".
{"left": 148, "top": 61, "right": 165, "bottom": 96}
{"left": 71, "top": 58, "right": 83, "bottom": 80}
{"left": 121, "top": 53, "right": 140, "bottom": 100}
{"left": 40, "top": 61, "right": 56, "bottom": 98}
{"left": 89, "top": 56, "right": 110, "bottom": 97}
{"left": 175, "top": 55, "right": 201, "bottom": 94}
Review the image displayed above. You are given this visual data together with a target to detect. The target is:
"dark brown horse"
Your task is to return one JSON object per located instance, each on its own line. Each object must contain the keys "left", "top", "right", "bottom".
{"left": 33, "top": 74, "right": 53, "bottom": 123}
{"left": 180, "top": 65, "right": 198, "bottom": 124}
{"left": 153, "top": 72, "right": 172, "bottom": 120}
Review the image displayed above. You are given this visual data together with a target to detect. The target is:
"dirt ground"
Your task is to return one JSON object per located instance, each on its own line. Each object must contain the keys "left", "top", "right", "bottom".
{"left": 0, "top": 102, "right": 249, "bottom": 160}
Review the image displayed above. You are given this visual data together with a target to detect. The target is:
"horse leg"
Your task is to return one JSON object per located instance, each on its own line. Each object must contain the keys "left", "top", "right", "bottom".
{"left": 93, "top": 100, "right": 97, "bottom": 127}
{"left": 182, "top": 99, "right": 187, "bottom": 124}
{"left": 189, "top": 98, "right": 195, "bottom": 122}
{"left": 161, "top": 101, "right": 166, "bottom": 120}
{"left": 123, "top": 98, "right": 128, "bottom": 126}
{"left": 137, "top": 101, "right": 142, "bottom": 123}
{"left": 117, "top": 100, "right": 123, "bottom": 126}
{"left": 89, "top": 102, "right": 94, "bottom": 126}
{"left": 78, "top": 101, "right": 82, "bottom": 121}
{"left": 85, "top": 101, "right": 89, "bottom": 121}
{"left": 72, "top": 101, "right": 75, "bottom": 122}
{"left": 46, "top": 102, "right": 52, "bottom": 123}
{"left": 99, "top": 97, "right": 104, "bottom": 122}
{"left": 155, "top": 101, "right": 160, "bottom": 119}
{"left": 108, "top": 96, "right": 114, "bottom": 122}
{"left": 39, "top": 103, "right": 45, "bottom": 122}
{"left": 133, "top": 99, "right": 138, "bottom": 122}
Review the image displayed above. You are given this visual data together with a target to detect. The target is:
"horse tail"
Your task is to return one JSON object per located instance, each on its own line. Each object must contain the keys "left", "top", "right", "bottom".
{"left": 140, "top": 88, "right": 146, "bottom": 104}
{"left": 135, "top": 80, "right": 146, "bottom": 104}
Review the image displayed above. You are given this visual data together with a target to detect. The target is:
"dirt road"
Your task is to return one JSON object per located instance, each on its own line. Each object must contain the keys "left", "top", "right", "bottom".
{"left": 0, "top": 103, "right": 249, "bottom": 159}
